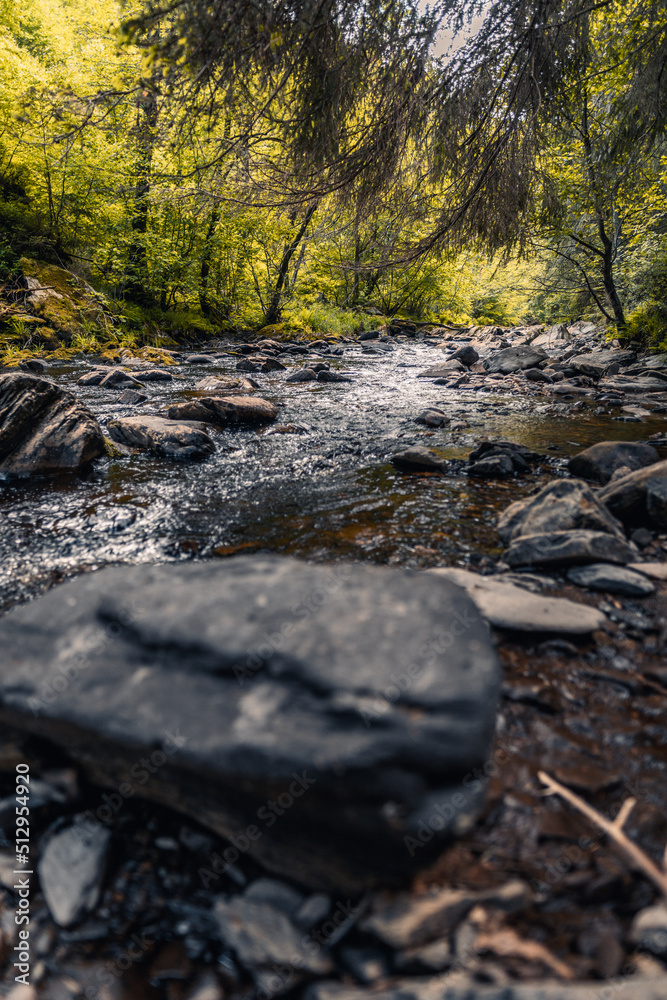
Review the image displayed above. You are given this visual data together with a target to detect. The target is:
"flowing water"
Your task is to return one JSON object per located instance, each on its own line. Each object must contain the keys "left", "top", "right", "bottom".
{"left": 2, "top": 339, "right": 667, "bottom": 611}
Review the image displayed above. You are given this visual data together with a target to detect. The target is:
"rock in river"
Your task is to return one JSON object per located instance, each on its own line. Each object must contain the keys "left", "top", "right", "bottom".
{"left": 483, "top": 344, "right": 548, "bottom": 374}
{"left": 107, "top": 415, "right": 215, "bottom": 460}
{"left": 568, "top": 440, "right": 660, "bottom": 484}
{"left": 497, "top": 479, "right": 625, "bottom": 543}
{"left": 164, "top": 395, "right": 279, "bottom": 427}
{"left": 0, "top": 372, "right": 105, "bottom": 477}
{"left": 504, "top": 530, "right": 636, "bottom": 569}
{"left": 391, "top": 446, "right": 445, "bottom": 472}
{"left": 0, "top": 556, "right": 499, "bottom": 891}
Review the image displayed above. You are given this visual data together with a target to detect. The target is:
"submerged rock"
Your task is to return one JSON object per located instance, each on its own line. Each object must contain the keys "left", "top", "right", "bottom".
{"left": 164, "top": 395, "right": 279, "bottom": 427}
{"left": 0, "top": 557, "right": 499, "bottom": 891}
{"left": 497, "top": 480, "right": 625, "bottom": 543}
{"left": 107, "top": 415, "right": 215, "bottom": 460}
{"left": 0, "top": 372, "right": 104, "bottom": 477}
{"left": 568, "top": 441, "right": 660, "bottom": 484}
{"left": 391, "top": 446, "right": 445, "bottom": 472}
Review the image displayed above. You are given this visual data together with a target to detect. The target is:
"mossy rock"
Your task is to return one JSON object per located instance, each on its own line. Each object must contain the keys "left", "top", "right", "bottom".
{"left": 20, "top": 257, "right": 105, "bottom": 340}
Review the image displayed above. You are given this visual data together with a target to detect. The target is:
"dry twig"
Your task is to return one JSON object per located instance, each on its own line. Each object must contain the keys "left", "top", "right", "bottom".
{"left": 538, "top": 771, "right": 667, "bottom": 898}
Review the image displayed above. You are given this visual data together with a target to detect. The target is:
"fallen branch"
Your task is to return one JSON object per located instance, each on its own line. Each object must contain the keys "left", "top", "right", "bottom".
{"left": 538, "top": 770, "right": 667, "bottom": 898}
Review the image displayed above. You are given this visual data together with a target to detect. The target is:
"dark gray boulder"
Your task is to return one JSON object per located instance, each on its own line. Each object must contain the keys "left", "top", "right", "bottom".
{"left": 0, "top": 372, "right": 105, "bottom": 477}
{"left": 566, "top": 563, "right": 655, "bottom": 596}
{"left": 483, "top": 345, "right": 548, "bottom": 375}
{"left": 497, "top": 480, "right": 626, "bottom": 543}
{"left": 286, "top": 369, "right": 317, "bottom": 382}
{"left": 163, "top": 395, "right": 279, "bottom": 426}
{"left": 568, "top": 441, "right": 660, "bottom": 484}
{"left": 107, "top": 415, "right": 215, "bottom": 460}
{"left": 466, "top": 453, "right": 514, "bottom": 478}
{"left": 0, "top": 557, "right": 499, "bottom": 892}
{"left": 504, "top": 530, "right": 636, "bottom": 569}
{"left": 450, "top": 345, "right": 479, "bottom": 368}
{"left": 391, "top": 446, "right": 445, "bottom": 472}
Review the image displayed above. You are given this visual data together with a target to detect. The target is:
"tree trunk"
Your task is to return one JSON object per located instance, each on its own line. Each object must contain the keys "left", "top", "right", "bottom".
{"left": 262, "top": 202, "right": 318, "bottom": 327}
{"left": 125, "top": 88, "right": 158, "bottom": 305}
{"left": 199, "top": 208, "right": 220, "bottom": 317}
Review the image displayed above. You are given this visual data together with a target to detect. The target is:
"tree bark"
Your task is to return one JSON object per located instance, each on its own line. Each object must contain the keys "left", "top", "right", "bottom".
{"left": 199, "top": 208, "right": 220, "bottom": 317}
{"left": 261, "top": 202, "right": 318, "bottom": 327}
{"left": 125, "top": 88, "right": 158, "bottom": 305}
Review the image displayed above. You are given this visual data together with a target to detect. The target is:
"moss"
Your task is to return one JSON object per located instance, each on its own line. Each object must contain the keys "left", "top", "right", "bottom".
{"left": 19, "top": 257, "right": 106, "bottom": 339}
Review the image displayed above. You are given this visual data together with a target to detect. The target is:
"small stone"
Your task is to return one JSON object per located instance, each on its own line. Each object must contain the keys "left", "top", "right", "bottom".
{"left": 244, "top": 878, "right": 304, "bottom": 917}
{"left": 316, "top": 370, "right": 353, "bottom": 382}
{"left": 340, "top": 947, "right": 389, "bottom": 984}
{"left": 19, "top": 358, "right": 48, "bottom": 373}
{"left": 117, "top": 389, "right": 148, "bottom": 404}
{"left": 566, "top": 563, "right": 655, "bottom": 596}
{"left": 630, "top": 528, "right": 654, "bottom": 548}
{"left": 186, "top": 354, "right": 215, "bottom": 364}
{"left": 214, "top": 897, "right": 333, "bottom": 984}
{"left": 524, "top": 367, "right": 553, "bottom": 383}
{"left": 38, "top": 819, "right": 110, "bottom": 928}
{"left": 391, "top": 446, "right": 445, "bottom": 472}
{"left": 630, "top": 903, "right": 667, "bottom": 957}
{"left": 98, "top": 369, "right": 143, "bottom": 389}
{"left": 286, "top": 368, "right": 317, "bottom": 383}
{"left": 415, "top": 409, "right": 449, "bottom": 428}
{"left": 131, "top": 368, "right": 172, "bottom": 381}
{"left": 295, "top": 894, "right": 331, "bottom": 931}
{"left": 467, "top": 454, "right": 514, "bottom": 478}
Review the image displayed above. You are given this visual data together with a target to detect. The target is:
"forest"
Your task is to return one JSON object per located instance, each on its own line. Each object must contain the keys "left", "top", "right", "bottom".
{"left": 0, "top": 0, "right": 665, "bottom": 356}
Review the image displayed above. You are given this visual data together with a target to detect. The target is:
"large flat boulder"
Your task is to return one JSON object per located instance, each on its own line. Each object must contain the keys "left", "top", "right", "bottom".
{"left": 0, "top": 557, "right": 500, "bottom": 892}
{"left": 428, "top": 568, "right": 607, "bottom": 634}
{"left": 568, "top": 441, "right": 660, "bottom": 484}
{"left": 164, "top": 395, "right": 279, "bottom": 426}
{"left": 107, "top": 415, "right": 215, "bottom": 460}
{"left": 483, "top": 345, "right": 548, "bottom": 375}
{"left": 0, "top": 372, "right": 104, "bottom": 477}
{"left": 497, "top": 480, "right": 625, "bottom": 542}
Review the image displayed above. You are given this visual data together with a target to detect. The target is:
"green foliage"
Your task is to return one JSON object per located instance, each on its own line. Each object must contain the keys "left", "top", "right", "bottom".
{"left": 626, "top": 301, "right": 667, "bottom": 350}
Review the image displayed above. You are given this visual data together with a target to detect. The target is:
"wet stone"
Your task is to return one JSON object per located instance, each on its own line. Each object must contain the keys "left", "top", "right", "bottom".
{"left": 467, "top": 453, "right": 514, "bottom": 478}
{"left": 0, "top": 372, "right": 105, "bottom": 477}
{"left": 117, "top": 388, "right": 147, "bottom": 405}
{"left": 524, "top": 367, "right": 553, "bottom": 383}
{"left": 391, "top": 446, "right": 445, "bottom": 472}
{"left": 450, "top": 344, "right": 479, "bottom": 367}
{"left": 164, "top": 395, "right": 279, "bottom": 427}
{"left": 415, "top": 409, "right": 449, "bottom": 428}
{"left": 107, "top": 416, "right": 215, "bottom": 460}
{"left": 566, "top": 563, "right": 655, "bottom": 596}
{"left": 597, "top": 459, "right": 667, "bottom": 524}
{"left": 286, "top": 368, "right": 317, "bottom": 382}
